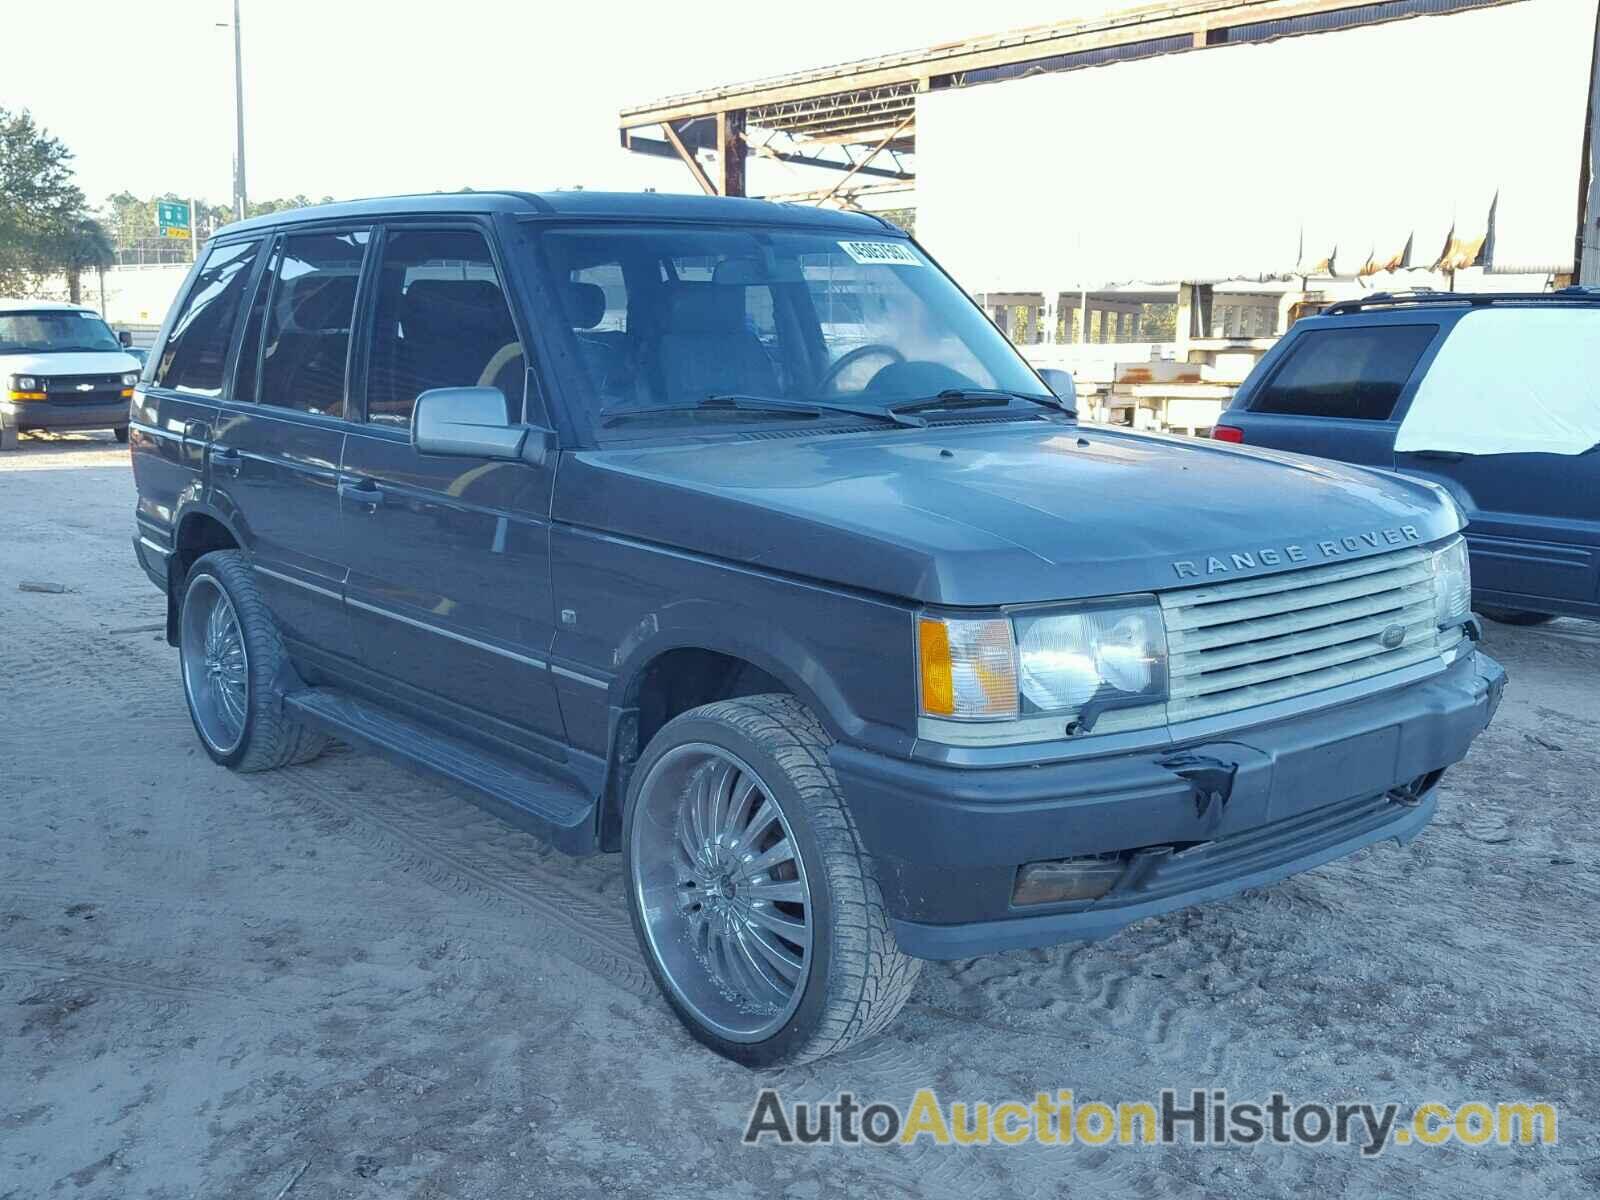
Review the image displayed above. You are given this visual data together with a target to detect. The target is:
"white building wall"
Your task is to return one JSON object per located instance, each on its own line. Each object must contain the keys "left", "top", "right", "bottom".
{"left": 917, "top": 0, "right": 1596, "bottom": 293}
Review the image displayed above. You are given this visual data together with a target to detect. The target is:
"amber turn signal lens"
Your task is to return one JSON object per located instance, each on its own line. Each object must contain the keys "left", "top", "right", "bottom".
{"left": 918, "top": 618, "right": 955, "bottom": 716}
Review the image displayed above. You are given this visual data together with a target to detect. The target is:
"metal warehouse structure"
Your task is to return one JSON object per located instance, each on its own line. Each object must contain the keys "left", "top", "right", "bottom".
{"left": 620, "top": 0, "right": 1600, "bottom": 432}
{"left": 620, "top": 0, "right": 1600, "bottom": 277}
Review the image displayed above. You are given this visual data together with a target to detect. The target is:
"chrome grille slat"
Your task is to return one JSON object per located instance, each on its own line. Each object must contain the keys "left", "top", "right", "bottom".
{"left": 1171, "top": 607, "right": 1436, "bottom": 677}
{"left": 1165, "top": 546, "right": 1430, "bottom": 608}
{"left": 1168, "top": 585, "right": 1430, "bottom": 652}
{"left": 1161, "top": 545, "right": 1459, "bottom": 723}
{"left": 1162, "top": 565, "right": 1432, "bottom": 631}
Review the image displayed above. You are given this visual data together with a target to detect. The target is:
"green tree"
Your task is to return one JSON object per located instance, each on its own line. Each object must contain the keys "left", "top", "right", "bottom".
{"left": 46, "top": 215, "right": 115, "bottom": 303}
{"left": 0, "top": 107, "right": 93, "bottom": 296}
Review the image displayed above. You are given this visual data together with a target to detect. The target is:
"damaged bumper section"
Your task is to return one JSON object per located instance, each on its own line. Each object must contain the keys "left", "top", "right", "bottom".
{"left": 833, "top": 650, "right": 1506, "bottom": 960}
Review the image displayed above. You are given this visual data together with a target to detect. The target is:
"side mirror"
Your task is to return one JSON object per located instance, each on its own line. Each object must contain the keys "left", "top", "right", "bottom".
{"left": 1038, "top": 368, "right": 1077, "bottom": 407}
{"left": 412, "top": 387, "right": 555, "bottom": 465}
{"left": 118, "top": 330, "right": 133, "bottom": 347}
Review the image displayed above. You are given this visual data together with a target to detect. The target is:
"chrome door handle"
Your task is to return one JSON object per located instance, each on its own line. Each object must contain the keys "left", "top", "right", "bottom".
{"left": 338, "top": 480, "right": 385, "bottom": 509}
{"left": 210, "top": 445, "right": 242, "bottom": 477}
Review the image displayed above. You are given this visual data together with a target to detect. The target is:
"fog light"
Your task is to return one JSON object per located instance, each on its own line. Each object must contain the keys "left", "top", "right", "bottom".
{"left": 1012, "top": 854, "right": 1126, "bottom": 906}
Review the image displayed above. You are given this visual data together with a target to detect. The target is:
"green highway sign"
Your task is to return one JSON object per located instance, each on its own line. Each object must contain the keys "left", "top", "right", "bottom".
{"left": 158, "top": 200, "right": 192, "bottom": 240}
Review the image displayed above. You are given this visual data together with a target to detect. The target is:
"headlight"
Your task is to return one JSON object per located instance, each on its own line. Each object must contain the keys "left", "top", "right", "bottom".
{"left": 12, "top": 375, "right": 37, "bottom": 391}
{"left": 1015, "top": 604, "right": 1166, "bottom": 716}
{"left": 918, "top": 599, "right": 1168, "bottom": 728}
{"left": 121, "top": 372, "right": 139, "bottom": 387}
{"left": 1428, "top": 537, "right": 1471, "bottom": 626}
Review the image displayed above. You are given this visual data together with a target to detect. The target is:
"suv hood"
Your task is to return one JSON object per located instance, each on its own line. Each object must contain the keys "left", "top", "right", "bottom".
{"left": 557, "top": 421, "right": 1461, "bottom": 606}
{"left": 1, "top": 350, "right": 141, "bottom": 376}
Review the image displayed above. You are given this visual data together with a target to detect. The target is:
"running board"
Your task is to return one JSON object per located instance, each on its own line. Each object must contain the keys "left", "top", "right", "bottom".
{"left": 283, "top": 687, "right": 599, "bottom": 855}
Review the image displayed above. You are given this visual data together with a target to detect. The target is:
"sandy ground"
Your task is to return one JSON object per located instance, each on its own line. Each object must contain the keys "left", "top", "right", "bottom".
{"left": 2, "top": 431, "right": 1597, "bottom": 1199}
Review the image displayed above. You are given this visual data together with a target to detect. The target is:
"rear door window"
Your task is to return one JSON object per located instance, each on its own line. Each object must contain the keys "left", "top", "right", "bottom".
{"left": 154, "top": 240, "right": 262, "bottom": 396}
{"left": 365, "top": 227, "right": 524, "bottom": 426}
{"left": 258, "top": 231, "right": 369, "bottom": 418}
{"left": 1252, "top": 324, "right": 1437, "bottom": 421}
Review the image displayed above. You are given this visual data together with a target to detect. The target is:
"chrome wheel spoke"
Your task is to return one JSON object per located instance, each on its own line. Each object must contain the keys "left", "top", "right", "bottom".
{"left": 705, "top": 760, "right": 737, "bottom": 841}
{"left": 742, "top": 901, "right": 811, "bottom": 950}
{"left": 722, "top": 775, "right": 758, "bottom": 842}
{"left": 741, "top": 877, "right": 806, "bottom": 903}
{"left": 735, "top": 799, "right": 780, "bottom": 852}
{"left": 728, "top": 922, "right": 790, "bottom": 1003}
{"left": 742, "top": 920, "right": 805, "bottom": 982}
{"left": 743, "top": 837, "right": 796, "bottom": 877}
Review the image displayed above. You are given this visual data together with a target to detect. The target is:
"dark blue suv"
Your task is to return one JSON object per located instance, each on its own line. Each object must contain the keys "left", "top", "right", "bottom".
{"left": 1215, "top": 290, "right": 1600, "bottom": 625}
{"left": 130, "top": 193, "right": 1502, "bottom": 1065}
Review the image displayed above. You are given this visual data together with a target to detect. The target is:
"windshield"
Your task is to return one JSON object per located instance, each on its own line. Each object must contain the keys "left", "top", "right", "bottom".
{"left": 531, "top": 224, "right": 1052, "bottom": 441}
{"left": 0, "top": 310, "right": 123, "bottom": 355}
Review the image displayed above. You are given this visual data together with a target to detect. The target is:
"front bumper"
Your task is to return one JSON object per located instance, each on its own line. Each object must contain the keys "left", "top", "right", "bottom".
{"left": 832, "top": 650, "right": 1505, "bottom": 959}
{"left": 1, "top": 398, "right": 130, "bottom": 432}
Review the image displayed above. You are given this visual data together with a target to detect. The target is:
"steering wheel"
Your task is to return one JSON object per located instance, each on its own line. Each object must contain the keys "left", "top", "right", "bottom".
{"left": 478, "top": 341, "right": 523, "bottom": 389}
{"left": 817, "top": 343, "right": 905, "bottom": 393}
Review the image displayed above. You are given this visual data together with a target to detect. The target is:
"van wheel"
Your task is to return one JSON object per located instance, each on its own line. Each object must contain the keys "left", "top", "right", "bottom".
{"left": 113, "top": 425, "right": 129, "bottom": 444}
{"left": 624, "top": 694, "right": 921, "bottom": 1067}
{"left": 178, "top": 550, "right": 328, "bottom": 772}
{"left": 1479, "top": 608, "right": 1557, "bottom": 626}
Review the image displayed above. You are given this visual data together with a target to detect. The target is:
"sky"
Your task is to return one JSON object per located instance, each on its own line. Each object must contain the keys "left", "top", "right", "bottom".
{"left": 4, "top": 0, "right": 1096, "bottom": 211}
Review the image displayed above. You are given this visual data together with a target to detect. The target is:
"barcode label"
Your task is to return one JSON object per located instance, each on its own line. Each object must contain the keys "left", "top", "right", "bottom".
{"left": 837, "top": 240, "right": 921, "bottom": 267}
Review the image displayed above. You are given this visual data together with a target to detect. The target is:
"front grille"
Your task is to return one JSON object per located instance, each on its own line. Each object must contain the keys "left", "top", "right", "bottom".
{"left": 42, "top": 374, "right": 126, "bottom": 400}
{"left": 1161, "top": 546, "right": 1456, "bottom": 724}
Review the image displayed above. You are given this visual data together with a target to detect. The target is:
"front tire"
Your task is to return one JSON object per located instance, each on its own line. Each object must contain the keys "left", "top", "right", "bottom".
{"left": 623, "top": 694, "right": 920, "bottom": 1067}
{"left": 113, "top": 424, "right": 129, "bottom": 444}
{"left": 178, "top": 550, "right": 327, "bottom": 772}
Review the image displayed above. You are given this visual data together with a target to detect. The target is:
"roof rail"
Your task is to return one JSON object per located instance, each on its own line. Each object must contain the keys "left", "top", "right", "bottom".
{"left": 1321, "top": 286, "right": 1600, "bottom": 317}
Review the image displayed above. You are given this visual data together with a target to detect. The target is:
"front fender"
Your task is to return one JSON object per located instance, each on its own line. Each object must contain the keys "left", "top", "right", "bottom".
{"left": 611, "top": 597, "right": 862, "bottom": 744}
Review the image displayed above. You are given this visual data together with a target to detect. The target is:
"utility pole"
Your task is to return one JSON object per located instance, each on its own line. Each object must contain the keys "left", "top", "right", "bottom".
{"left": 232, "top": 0, "right": 248, "bottom": 221}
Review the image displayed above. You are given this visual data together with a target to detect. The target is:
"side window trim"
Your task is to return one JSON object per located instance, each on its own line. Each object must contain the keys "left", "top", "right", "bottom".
{"left": 365, "top": 217, "right": 533, "bottom": 426}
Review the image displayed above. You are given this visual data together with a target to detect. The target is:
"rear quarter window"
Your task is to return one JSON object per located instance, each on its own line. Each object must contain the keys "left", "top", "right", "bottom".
{"left": 1251, "top": 324, "right": 1438, "bottom": 421}
{"left": 154, "top": 240, "right": 262, "bottom": 396}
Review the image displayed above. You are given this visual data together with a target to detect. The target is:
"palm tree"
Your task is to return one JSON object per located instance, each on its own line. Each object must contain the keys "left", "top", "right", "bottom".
{"left": 52, "top": 215, "right": 115, "bottom": 305}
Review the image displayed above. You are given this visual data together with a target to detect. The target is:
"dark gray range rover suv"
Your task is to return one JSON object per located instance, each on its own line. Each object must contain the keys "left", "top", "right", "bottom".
{"left": 131, "top": 192, "right": 1504, "bottom": 1065}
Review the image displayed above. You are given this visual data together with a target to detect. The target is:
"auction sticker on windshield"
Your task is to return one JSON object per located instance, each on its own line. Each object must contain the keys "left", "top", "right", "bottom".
{"left": 837, "top": 240, "right": 921, "bottom": 266}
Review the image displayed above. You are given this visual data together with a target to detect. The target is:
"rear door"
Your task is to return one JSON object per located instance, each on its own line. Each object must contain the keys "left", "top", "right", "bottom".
{"left": 1226, "top": 321, "right": 1441, "bottom": 468}
{"left": 210, "top": 229, "right": 369, "bottom": 653}
{"left": 1392, "top": 307, "right": 1600, "bottom": 612}
{"left": 338, "top": 221, "right": 566, "bottom": 747}
{"left": 131, "top": 240, "right": 263, "bottom": 557}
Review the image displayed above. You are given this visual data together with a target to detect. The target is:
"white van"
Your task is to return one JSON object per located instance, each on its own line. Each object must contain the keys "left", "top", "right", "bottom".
{"left": 1, "top": 299, "right": 143, "bottom": 449}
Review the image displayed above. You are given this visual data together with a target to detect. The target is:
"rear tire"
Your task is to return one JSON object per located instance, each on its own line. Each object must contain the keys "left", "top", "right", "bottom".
{"left": 623, "top": 694, "right": 920, "bottom": 1067}
{"left": 0, "top": 424, "right": 17, "bottom": 452}
{"left": 1480, "top": 607, "right": 1557, "bottom": 626}
{"left": 178, "top": 549, "right": 328, "bottom": 772}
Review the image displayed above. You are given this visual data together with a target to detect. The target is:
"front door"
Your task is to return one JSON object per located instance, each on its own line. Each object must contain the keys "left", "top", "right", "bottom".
{"left": 339, "top": 223, "right": 565, "bottom": 747}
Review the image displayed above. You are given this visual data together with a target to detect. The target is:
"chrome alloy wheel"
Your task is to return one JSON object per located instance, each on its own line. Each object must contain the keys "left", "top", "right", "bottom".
{"left": 630, "top": 744, "right": 813, "bottom": 1042}
{"left": 180, "top": 574, "right": 249, "bottom": 756}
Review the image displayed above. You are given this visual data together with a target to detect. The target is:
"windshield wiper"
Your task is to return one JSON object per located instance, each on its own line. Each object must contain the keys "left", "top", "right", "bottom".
{"left": 602, "top": 394, "right": 926, "bottom": 428}
{"left": 890, "top": 388, "right": 1076, "bottom": 418}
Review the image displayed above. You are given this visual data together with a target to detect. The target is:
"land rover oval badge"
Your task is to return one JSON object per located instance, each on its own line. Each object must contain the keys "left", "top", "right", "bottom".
{"left": 1380, "top": 624, "right": 1406, "bottom": 649}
